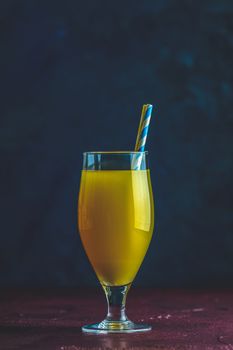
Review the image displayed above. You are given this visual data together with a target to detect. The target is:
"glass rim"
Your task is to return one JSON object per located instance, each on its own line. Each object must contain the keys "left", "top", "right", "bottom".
{"left": 83, "top": 151, "right": 148, "bottom": 155}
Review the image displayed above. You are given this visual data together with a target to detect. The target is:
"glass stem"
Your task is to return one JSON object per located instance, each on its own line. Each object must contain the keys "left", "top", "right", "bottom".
{"left": 102, "top": 283, "right": 131, "bottom": 323}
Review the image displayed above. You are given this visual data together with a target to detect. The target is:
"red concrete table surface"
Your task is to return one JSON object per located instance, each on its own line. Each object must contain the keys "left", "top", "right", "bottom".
{"left": 0, "top": 288, "right": 232, "bottom": 350}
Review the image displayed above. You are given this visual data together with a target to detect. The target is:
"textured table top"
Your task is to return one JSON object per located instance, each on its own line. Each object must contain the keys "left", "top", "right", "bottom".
{"left": 0, "top": 288, "right": 232, "bottom": 349}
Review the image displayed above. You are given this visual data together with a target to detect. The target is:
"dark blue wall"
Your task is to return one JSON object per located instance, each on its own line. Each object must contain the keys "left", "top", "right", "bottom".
{"left": 1, "top": 0, "right": 232, "bottom": 287}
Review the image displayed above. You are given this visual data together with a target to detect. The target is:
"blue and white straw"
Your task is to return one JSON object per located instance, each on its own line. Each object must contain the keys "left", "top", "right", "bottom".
{"left": 135, "top": 104, "right": 153, "bottom": 152}
{"left": 133, "top": 104, "right": 153, "bottom": 170}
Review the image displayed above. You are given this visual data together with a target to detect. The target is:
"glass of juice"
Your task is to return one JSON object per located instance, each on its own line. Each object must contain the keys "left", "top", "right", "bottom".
{"left": 78, "top": 151, "right": 154, "bottom": 333}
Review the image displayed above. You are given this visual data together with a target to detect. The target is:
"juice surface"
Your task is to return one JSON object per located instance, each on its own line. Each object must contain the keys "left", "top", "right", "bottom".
{"left": 78, "top": 170, "right": 154, "bottom": 286}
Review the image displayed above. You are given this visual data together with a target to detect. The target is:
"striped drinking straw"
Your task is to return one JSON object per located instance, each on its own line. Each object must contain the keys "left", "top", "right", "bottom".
{"left": 133, "top": 104, "right": 153, "bottom": 170}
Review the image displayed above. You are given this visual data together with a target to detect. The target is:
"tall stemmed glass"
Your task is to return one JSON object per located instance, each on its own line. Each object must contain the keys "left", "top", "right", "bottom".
{"left": 78, "top": 151, "right": 154, "bottom": 333}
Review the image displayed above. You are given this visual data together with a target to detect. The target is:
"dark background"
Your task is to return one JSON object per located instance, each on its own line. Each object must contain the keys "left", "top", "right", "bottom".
{"left": 1, "top": 0, "right": 232, "bottom": 288}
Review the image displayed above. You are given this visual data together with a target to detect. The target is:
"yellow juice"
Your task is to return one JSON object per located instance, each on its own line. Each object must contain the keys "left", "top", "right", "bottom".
{"left": 78, "top": 170, "right": 154, "bottom": 286}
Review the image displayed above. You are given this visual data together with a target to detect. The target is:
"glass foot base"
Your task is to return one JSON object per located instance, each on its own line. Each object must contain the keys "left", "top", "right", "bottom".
{"left": 82, "top": 319, "right": 152, "bottom": 334}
